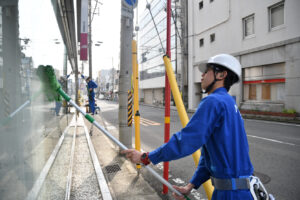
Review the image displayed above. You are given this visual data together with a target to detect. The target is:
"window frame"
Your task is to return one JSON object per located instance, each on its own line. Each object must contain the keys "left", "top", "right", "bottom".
{"left": 199, "top": 1, "right": 203, "bottom": 10}
{"left": 268, "top": 1, "right": 285, "bottom": 31}
{"left": 210, "top": 33, "right": 215, "bottom": 43}
{"left": 199, "top": 38, "right": 204, "bottom": 47}
{"left": 243, "top": 14, "right": 255, "bottom": 39}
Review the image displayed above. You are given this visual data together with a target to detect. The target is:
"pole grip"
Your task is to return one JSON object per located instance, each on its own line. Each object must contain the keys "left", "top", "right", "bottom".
{"left": 58, "top": 87, "right": 71, "bottom": 102}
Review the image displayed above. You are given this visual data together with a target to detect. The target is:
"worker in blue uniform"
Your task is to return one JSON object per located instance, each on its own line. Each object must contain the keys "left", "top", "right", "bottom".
{"left": 122, "top": 54, "right": 255, "bottom": 200}
{"left": 80, "top": 73, "right": 98, "bottom": 115}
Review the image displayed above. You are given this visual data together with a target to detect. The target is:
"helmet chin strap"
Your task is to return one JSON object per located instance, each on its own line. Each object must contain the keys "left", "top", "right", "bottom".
{"left": 201, "top": 71, "right": 222, "bottom": 94}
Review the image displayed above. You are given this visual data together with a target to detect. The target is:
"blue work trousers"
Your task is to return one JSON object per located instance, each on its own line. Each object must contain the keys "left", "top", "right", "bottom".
{"left": 89, "top": 94, "right": 95, "bottom": 114}
{"left": 55, "top": 101, "right": 62, "bottom": 116}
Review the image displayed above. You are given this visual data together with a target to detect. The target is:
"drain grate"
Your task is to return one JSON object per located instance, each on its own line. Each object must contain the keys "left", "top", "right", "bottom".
{"left": 105, "top": 164, "right": 121, "bottom": 174}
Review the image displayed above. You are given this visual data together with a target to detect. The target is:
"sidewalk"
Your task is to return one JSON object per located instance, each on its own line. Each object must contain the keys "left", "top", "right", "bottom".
{"left": 83, "top": 112, "right": 164, "bottom": 199}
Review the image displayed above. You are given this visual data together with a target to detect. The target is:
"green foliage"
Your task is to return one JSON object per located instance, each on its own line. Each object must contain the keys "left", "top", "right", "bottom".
{"left": 282, "top": 109, "right": 297, "bottom": 114}
{"left": 37, "top": 65, "right": 62, "bottom": 102}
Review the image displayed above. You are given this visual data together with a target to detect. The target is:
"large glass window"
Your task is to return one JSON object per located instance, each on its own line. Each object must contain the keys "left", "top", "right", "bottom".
{"left": 243, "top": 63, "right": 285, "bottom": 102}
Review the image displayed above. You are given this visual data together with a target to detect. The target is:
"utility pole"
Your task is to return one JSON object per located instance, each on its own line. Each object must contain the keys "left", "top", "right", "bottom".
{"left": 112, "top": 58, "right": 114, "bottom": 98}
{"left": 88, "top": 0, "right": 92, "bottom": 78}
{"left": 181, "top": 0, "right": 188, "bottom": 108}
{"left": 63, "top": 45, "right": 68, "bottom": 114}
{"left": 119, "top": 0, "right": 136, "bottom": 149}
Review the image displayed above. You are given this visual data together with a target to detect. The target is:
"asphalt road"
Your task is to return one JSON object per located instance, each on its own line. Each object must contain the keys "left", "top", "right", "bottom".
{"left": 98, "top": 100, "right": 300, "bottom": 200}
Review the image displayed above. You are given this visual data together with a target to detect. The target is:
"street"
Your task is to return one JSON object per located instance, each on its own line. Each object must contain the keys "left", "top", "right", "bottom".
{"left": 98, "top": 100, "right": 300, "bottom": 200}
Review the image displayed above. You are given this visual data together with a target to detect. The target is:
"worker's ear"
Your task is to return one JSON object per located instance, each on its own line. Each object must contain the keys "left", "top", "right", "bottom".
{"left": 217, "top": 71, "right": 227, "bottom": 79}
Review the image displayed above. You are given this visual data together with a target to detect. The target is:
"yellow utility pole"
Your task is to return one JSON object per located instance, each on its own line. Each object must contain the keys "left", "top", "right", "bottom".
{"left": 132, "top": 40, "right": 141, "bottom": 169}
{"left": 163, "top": 55, "right": 214, "bottom": 200}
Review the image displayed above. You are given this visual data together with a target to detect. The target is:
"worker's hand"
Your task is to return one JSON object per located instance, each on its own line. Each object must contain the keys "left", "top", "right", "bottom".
{"left": 172, "top": 183, "right": 194, "bottom": 200}
{"left": 121, "top": 149, "right": 143, "bottom": 164}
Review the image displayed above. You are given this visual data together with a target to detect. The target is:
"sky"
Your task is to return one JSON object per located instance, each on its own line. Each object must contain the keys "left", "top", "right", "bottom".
{"left": 18, "top": 0, "right": 147, "bottom": 78}
{"left": 19, "top": 0, "right": 64, "bottom": 73}
{"left": 90, "top": 0, "right": 147, "bottom": 78}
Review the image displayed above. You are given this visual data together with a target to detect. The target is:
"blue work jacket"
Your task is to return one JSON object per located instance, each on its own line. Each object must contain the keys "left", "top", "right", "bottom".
{"left": 87, "top": 80, "right": 97, "bottom": 96}
{"left": 148, "top": 87, "right": 254, "bottom": 200}
{"left": 81, "top": 74, "right": 98, "bottom": 96}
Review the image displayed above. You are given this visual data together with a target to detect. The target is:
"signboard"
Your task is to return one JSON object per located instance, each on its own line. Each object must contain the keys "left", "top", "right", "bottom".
{"left": 122, "top": 0, "right": 138, "bottom": 8}
{"left": 80, "top": 0, "right": 88, "bottom": 60}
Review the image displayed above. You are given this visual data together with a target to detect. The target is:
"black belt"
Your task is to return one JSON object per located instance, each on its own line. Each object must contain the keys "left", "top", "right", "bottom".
{"left": 211, "top": 177, "right": 250, "bottom": 190}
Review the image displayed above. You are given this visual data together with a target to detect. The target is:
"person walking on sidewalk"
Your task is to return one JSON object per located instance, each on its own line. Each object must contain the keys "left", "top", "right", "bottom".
{"left": 80, "top": 73, "right": 98, "bottom": 115}
{"left": 122, "top": 54, "right": 254, "bottom": 200}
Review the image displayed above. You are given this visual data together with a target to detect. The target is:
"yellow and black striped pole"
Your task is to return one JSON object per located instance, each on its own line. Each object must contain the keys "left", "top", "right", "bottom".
{"left": 128, "top": 90, "right": 133, "bottom": 126}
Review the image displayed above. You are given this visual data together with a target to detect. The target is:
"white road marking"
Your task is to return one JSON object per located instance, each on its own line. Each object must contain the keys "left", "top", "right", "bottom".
{"left": 245, "top": 119, "right": 300, "bottom": 127}
{"left": 133, "top": 117, "right": 161, "bottom": 126}
{"left": 172, "top": 178, "right": 185, "bottom": 184}
{"left": 248, "top": 135, "right": 296, "bottom": 146}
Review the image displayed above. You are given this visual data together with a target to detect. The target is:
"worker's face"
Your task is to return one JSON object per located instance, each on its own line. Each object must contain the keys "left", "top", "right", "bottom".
{"left": 201, "top": 66, "right": 215, "bottom": 90}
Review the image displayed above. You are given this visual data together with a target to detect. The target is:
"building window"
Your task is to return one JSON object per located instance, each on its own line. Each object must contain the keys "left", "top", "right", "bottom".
{"left": 249, "top": 84, "right": 257, "bottom": 100}
{"left": 243, "top": 14, "right": 255, "bottom": 38}
{"left": 242, "top": 63, "right": 285, "bottom": 102}
{"left": 269, "top": 1, "right": 284, "bottom": 30}
{"left": 210, "top": 33, "right": 215, "bottom": 42}
{"left": 262, "top": 84, "right": 271, "bottom": 100}
{"left": 199, "top": 1, "right": 203, "bottom": 10}
{"left": 199, "top": 38, "right": 204, "bottom": 47}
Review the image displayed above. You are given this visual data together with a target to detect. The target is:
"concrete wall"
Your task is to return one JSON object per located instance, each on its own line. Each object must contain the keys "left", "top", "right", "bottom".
{"left": 285, "top": 42, "right": 300, "bottom": 112}
{"left": 140, "top": 76, "right": 164, "bottom": 89}
{"left": 144, "top": 89, "right": 153, "bottom": 105}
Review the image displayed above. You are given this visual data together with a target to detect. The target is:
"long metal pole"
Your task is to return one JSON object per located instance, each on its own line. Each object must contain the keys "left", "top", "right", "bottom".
{"left": 88, "top": 0, "right": 92, "bottom": 78}
{"left": 63, "top": 45, "right": 68, "bottom": 114}
{"left": 56, "top": 87, "right": 188, "bottom": 198}
{"left": 163, "top": 0, "right": 172, "bottom": 194}
{"left": 132, "top": 40, "right": 141, "bottom": 169}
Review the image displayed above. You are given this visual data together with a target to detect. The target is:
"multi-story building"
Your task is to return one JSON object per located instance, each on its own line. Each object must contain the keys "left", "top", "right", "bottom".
{"left": 138, "top": 0, "right": 182, "bottom": 105}
{"left": 99, "top": 68, "right": 119, "bottom": 99}
{"left": 188, "top": 0, "right": 300, "bottom": 113}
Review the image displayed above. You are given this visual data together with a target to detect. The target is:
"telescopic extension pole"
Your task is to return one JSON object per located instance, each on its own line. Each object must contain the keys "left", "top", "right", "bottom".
{"left": 56, "top": 87, "right": 190, "bottom": 199}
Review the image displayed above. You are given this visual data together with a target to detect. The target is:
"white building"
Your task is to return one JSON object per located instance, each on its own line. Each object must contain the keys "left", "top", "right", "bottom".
{"left": 188, "top": 0, "right": 300, "bottom": 113}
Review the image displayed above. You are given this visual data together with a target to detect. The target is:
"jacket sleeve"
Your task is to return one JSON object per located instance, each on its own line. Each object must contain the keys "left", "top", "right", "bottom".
{"left": 91, "top": 81, "right": 98, "bottom": 88}
{"left": 148, "top": 96, "right": 222, "bottom": 164}
{"left": 189, "top": 148, "right": 211, "bottom": 189}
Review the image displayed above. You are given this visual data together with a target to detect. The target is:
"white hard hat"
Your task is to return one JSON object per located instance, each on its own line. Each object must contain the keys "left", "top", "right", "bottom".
{"left": 199, "top": 54, "right": 241, "bottom": 82}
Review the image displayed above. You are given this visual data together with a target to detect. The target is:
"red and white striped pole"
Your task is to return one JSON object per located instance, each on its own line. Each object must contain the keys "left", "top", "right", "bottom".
{"left": 163, "top": 0, "right": 172, "bottom": 194}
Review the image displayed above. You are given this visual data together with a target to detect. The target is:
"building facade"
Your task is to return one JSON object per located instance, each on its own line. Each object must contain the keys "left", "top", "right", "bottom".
{"left": 138, "top": 0, "right": 182, "bottom": 105}
{"left": 188, "top": 0, "right": 300, "bottom": 113}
